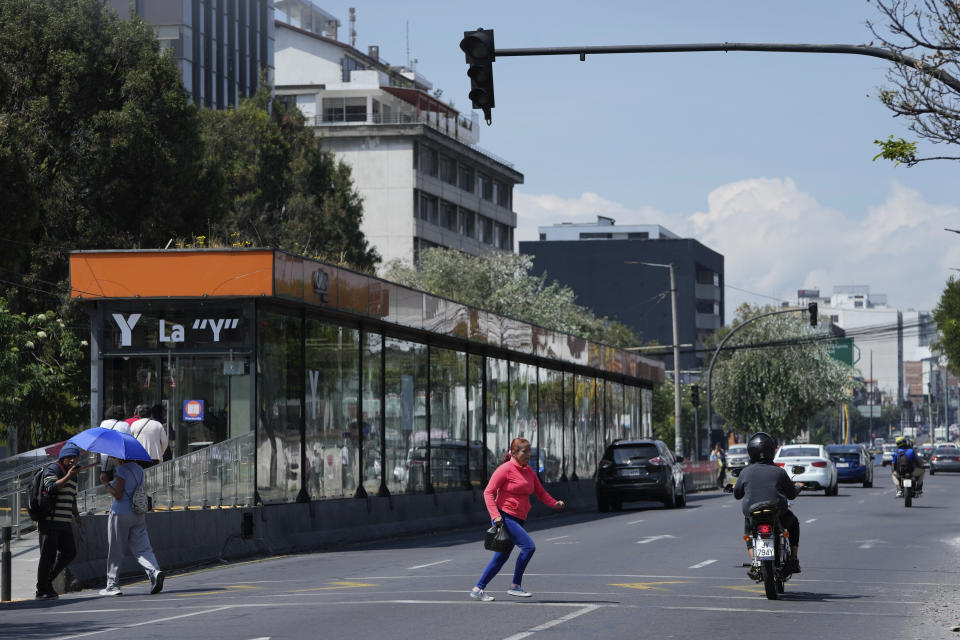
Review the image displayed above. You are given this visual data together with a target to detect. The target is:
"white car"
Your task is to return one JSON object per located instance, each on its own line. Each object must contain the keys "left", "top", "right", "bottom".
{"left": 881, "top": 443, "right": 897, "bottom": 466}
{"left": 774, "top": 444, "right": 838, "bottom": 496}
{"left": 725, "top": 444, "right": 749, "bottom": 470}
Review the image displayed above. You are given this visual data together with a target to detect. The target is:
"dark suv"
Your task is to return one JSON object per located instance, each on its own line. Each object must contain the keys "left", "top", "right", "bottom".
{"left": 595, "top": 439, "right": 686, "bottom": 511}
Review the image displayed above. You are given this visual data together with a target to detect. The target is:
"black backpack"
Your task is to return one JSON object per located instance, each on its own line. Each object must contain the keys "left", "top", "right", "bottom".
{"left": 27, "top": 463, "right": 60, "bottom": 521}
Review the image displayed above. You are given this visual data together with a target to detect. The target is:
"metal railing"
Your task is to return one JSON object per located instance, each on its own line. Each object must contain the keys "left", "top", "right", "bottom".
{"left": 75, "top": 433, "right": 255, "bottom": 514}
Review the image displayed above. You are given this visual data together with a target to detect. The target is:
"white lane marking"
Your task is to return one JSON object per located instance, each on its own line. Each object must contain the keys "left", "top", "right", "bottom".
{"left": 501, "top": 605, "right": 600, "bottom": 640}
{"left": 688, "top": 559, "right": 717, "bottom": 569}
{"left": 858, "top": 500, "right": 865, "bottom": 504}
{"left": 856, "top": 539, "right": 888, "bottom": 549}
{"left": 49, "top": 607, "right": 234, "bottom": 640}
{"left": 662, "top": 606, "right": 901, "bottom": 617}
{"left": 805, "top": 518, "right": 817, "bottom": 524}
{"left": 636, "top": 535, "right": 678, "bottom": 544}
{"left": 545, "top": 535, "right": 569, "bottom": 541}
{"left": 720, "top": 504, "right": 732, "bottom": 508}
{"left": 407, "top": 559, "right": 452, "bottom": 570}
{"left": 627, "top": 519, "right": 645, "bottom": 524}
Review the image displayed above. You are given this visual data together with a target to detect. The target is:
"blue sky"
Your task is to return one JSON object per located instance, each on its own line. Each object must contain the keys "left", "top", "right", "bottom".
{"left": 312, "top": 1, "right": 960, "bottom": 317}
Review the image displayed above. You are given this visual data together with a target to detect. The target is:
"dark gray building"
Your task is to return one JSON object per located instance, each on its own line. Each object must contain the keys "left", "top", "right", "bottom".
{"left": 520, "top": 217, "right": 724, "bottom": 371}
{"left": 109, "top": 0, "right": 275, "bottom": 110}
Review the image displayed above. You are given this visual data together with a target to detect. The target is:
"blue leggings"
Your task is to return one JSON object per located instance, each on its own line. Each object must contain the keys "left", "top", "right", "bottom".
{"left": 476, "top": 515, "right": 536, "bottom": 589}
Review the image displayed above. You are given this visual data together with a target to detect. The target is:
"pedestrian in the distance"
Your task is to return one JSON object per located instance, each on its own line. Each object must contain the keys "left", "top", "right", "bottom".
{"left": 711, "top": 443, "right": 727, "bottom": 489}
{"left": 35, "top": 443, "right": 84, "bottom": 599}
{"left": 470, "top": 437, "right": 565, "bottom": 602}
{"left": 129, "top": 404, "right": 168, "bottom": 468}
{"left": 99, "top": 458, "right": 165, "bottom": 596}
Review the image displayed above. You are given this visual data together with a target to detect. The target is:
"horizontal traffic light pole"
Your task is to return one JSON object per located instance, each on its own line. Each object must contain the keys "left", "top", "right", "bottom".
{"left": 492, "top": 42, "right": 960, "bottom": 94}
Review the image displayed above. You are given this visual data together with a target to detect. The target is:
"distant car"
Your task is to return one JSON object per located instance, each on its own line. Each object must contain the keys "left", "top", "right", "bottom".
{"left": 595, "top": 439, "right": 686, "bottom": 511}
{"left": 930, "top": 446, "right": 960, "bottom": 473}
{"left": 881, "top": 444, "right": 898, "bottom": 466}
{"left": 725, "top": 444, "right": 749, "bottom": 470}
{"left": 774, "top": 444, "right": 838, "bottom": 496}
{"left": 916, "top": 444, "right": 935, "bottom": 464}
{"left": 826, "top": 444, "right": 873, "bottom": 488}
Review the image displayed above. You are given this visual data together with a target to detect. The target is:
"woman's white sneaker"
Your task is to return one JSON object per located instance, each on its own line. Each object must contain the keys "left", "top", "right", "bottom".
{"left": 470, "top": 588, "right": 495, "bottom": 601}
{"left": 507, "top": 587, "right": 532, "bottom": 597}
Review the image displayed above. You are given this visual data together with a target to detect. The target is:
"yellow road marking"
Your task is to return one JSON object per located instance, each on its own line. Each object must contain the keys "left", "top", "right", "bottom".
{"left": 719, "top": 584, "right": 767, "bottom": 594}
{"left": 609, "top": 581, "right": 691, "bottom": 591}
{"left": 176, "top": 584, "right": 261, "bottom": 597}
{"left": 291, "top": 581, "right": 378, "bottom": 592}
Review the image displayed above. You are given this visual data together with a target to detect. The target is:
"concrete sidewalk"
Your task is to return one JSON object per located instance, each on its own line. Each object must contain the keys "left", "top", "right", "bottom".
{"left": 2, "top": 527, "right": 83, "bottom": 602}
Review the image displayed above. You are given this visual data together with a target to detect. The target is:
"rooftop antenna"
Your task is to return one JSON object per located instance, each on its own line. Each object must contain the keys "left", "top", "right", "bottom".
{"left": 349, "top": 7, "right": 356, "bottom": 48}
{"left": 406, "top": 21, "right": 410, "bottom": 67}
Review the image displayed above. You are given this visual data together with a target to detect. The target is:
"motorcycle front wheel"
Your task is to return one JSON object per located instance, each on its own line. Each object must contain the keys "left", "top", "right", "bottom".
{"left": 761, "top": 563, "right": 779, "bottom": 600}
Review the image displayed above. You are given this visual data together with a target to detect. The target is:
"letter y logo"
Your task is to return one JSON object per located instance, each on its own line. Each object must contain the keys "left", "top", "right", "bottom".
{"left": 112, "top": 313, "right": 141, "bottom": 347}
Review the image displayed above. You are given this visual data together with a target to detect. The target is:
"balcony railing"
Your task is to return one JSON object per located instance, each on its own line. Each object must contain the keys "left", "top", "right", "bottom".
{"left": 312, "top": 110, "right": 516, "bottom": 168}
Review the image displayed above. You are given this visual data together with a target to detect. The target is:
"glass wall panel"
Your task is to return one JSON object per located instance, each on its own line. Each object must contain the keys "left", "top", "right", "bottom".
{"left": 304, "top": 319, "right": 359, "bottom": 500}
{"left": 625, "top": 385, "right": 640, "bottom": 440}
{"left": 602, "top": 380, "right": 613, "bottom": 447}
{"left": 563, "top": 372, "right": 574, "bottom": 480}
{"left": 362, "top": 331, "right": 383, "bottom": 495}
{"left": 384, "top": 337, "right": 427, "bottom": 494}
{"left": 610, "top": 382, "right": 625, "bottom": 445}
{"left": 486, "top": 357, "right": 510, "bottom": 462}
{"left": 538, "top": 368, "right": 563, "bottom": 483}
{"left": 642, "top": 388, "right": 654, "bottom": 438}
{"left": 257, "top": 310, "right": 302, "bottom": 504}
{"left": 510, "top": 362, "right": 538, "bottom": 472}
{"left": 467, "top": 354, "right": 488, "bottom": 485}
{"left": 574, "top": 374, "right": 598, "bottom": 479}
{"left": 429, "top": 347, "right": 468, "bottom": 490}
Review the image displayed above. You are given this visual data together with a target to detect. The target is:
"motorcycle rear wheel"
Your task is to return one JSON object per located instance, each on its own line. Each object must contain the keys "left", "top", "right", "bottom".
{"left": 904, "top": 489, "right": 912, "bottom": 508}
{"left": 761, "top": 564, "right": 779, "bottom": 600}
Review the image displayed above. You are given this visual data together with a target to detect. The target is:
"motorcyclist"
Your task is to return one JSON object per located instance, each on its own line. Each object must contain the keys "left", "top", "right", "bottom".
{"left": 891, "top": 436, "right": 924, "bottom": 498}
{"left": 733, "top": 432, "right": 803, "bottom": 576}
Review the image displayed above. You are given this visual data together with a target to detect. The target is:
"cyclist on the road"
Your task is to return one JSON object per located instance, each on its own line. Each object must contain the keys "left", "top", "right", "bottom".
{"left": 733, "top": 431, "right": 802, "bottom": 576}
{"left": 891, "top": 436, "right": 924, "bottom": 498}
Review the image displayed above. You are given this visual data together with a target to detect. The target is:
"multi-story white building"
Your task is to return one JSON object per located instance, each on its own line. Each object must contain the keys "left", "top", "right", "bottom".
{"left": 272, "top": 1, "right": 523, "bottom": 265}
{"left": 797, "top": 286, "right": 936, "bottom": 404}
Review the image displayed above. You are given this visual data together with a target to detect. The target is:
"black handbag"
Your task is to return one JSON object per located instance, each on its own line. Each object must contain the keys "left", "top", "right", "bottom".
{"left": 484, "top": 521, "right": 514, "bottom": 553}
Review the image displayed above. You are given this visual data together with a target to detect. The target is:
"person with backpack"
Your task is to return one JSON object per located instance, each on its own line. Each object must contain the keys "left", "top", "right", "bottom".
{"left": 891, "top": 436, "right": 925, "bottom": 498}
{"left": 35, "top": 443, "right": 84, "bottom": 599}
{"left": 99, "top": 457, "right": 165, "bottom": 596}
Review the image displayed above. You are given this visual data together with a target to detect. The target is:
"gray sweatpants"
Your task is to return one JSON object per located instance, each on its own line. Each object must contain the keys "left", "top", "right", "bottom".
{"left": 106, "top": 512, "right": 160, "bottom": 589}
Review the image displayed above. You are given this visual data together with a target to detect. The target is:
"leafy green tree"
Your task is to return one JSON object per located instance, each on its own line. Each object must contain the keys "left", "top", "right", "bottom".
{"left": 384, "top": 248, "right": 640, "bottom": 347}
{"left": 0, "top": 299, "right": 87, "bottom": 452}
{"left": 711, "top": 305, "right": 856, "bottom": 442}
{"left": 0, "top": 0, "right": 214, "bottom": 313}
{"left": 197, "top": 88, "right": 380, "bottom": 270}
{"left": 868, "top": 0, "right": 960, "bottom": 165}
{"left": 933, "top": 276, "right": 960, "bottom": 377}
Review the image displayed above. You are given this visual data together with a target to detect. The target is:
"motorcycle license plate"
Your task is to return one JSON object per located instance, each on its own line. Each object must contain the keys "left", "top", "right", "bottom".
{"left": 902, "top": 478, "right": 912, "bottom": 487}
{"left": 755, "top": 541, "right": 775, "bottom": 558}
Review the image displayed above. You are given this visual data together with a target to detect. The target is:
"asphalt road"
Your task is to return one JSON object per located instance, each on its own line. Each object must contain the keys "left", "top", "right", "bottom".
{"left": 4, "top": 465, "right": 960, "bottom": 640}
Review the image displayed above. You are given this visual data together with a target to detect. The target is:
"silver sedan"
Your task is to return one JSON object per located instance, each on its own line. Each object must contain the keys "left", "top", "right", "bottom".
{"left": 930, "top": 447, "right": 960, "bottom": 473}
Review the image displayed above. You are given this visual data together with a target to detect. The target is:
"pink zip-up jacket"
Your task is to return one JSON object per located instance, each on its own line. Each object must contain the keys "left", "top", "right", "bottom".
{"left": 484, "top": 458, "right": 557, "bottom": 521}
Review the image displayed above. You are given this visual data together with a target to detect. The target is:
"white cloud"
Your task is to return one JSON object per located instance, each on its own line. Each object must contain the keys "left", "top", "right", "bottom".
{"left": 515, "top": 179, "right": 959, "bottom": 318}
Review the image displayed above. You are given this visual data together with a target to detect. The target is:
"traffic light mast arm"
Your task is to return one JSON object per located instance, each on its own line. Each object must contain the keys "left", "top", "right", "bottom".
{"left": 491, "top": 42, "right": 960, "bottom": 94}
{"left": 705, "top": 305, "right": 816, "bottom": 435}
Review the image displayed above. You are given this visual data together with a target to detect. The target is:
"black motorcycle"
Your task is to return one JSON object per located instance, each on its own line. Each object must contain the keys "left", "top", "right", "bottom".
{"left": 895, "top": 457, "right": 917, "bottom": 508}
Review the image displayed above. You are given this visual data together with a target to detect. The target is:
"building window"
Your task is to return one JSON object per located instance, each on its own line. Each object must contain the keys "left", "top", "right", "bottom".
{"left": 696, "top": 269, "right": 719, "bottom": 286}
{"left": 539, "top": 233, "right": 546, "bottom": 240}
{"left": 696, "top": 300, "right": 719, "bottom": 315}
{"left": 419, "top": 192, "right": 438, "bottom": 225}
{"left": 579, "top": 232, "right": 612, "bottom": 239}
{"left": 458, "top": 165, "right": 475, "bottom": 193}
{"left": 854, "top": 300, "right": 864, "bottom": 308}
{"left": 479, "top": 216, "right": 494, "bottom": 245}
{"left": 627, "top": 232, "right": 649, "bottom": 239}
{"left": 420, "top": 145, "right": 438, "bottom": 177}
{"left": 440, "top": 201, "right": 458, "bottom": 231}
{"left": 324, "top": 97, "right": 366, "bottom": 122}
{"left": 439, "top": 155, "right": 457, "bottom": 185}
{"left": 478, "top": 173, "right": 493, "bottom": 201}
{"left": 459, "top": 208, "right": 475, "bottom": 238}
{"left": 342, "top": 56, "right": 365, "bottom": 82}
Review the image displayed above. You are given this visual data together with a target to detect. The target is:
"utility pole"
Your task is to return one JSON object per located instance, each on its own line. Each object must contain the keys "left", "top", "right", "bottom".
{"left": 868, "top": 350, "right": 874, "bottom": 440}
{"left": 625, "top": 261, "right": 683, "bottom": 455}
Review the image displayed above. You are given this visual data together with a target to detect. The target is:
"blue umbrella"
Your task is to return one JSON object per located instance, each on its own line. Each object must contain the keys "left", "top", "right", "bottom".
{"left": 67, "top": 427, "right": 151, "bottom": 461}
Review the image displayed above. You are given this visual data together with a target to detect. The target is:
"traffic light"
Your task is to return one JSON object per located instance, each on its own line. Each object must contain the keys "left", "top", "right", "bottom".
{"left": 808, "top": 302, "right": 818, "bottom": 327}
{"left": 690, "top": 384, "right": 700, "bottom": 407}
{"left": 459, "top": 28, "right": 495, "bottom": 124}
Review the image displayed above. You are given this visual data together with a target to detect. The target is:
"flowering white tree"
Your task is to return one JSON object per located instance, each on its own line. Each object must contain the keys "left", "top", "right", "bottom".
{"left": 712, "top": 305, "right": 856, "bottom": 442}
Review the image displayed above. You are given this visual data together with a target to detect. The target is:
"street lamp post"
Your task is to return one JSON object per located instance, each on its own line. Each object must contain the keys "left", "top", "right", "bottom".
{"left": 626, "top": 261, "right": 682, "bottom": 455}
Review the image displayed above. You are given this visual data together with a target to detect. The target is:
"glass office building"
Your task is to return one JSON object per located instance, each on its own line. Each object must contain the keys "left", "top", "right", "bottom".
{"left": 70, "top": 250, "right": 663, "bottom": 505}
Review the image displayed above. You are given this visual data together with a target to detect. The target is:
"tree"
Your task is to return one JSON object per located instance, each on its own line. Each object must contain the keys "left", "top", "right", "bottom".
{"left": 197, "top": 88, "right": 380, "bottom": 271}
{"left": 933, "top": 276, "right": 960, "bottom": 376}
{"left": 711, "top": 305, "right": 856, "bottom": 442}
{"left": 868, "top": 0, "right": 960, "bottom": 165}
{"left": 383, "top": 248, "right": 640, "bottom": 348}
{"left": 0, "top": 299, "right": 87, "bottom": 452}
{"left": 0, "top": 0, "right": 215, "bottom": 314}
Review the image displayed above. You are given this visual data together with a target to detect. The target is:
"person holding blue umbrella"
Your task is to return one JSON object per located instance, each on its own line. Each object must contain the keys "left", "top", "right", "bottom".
{"left": 67, "top": 426, "right": 165, "bottom": 596}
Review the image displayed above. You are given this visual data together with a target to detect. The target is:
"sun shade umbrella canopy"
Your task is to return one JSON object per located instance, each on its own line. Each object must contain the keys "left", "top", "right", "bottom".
{"left": 67, "top": 427, "right": 151, "bottom": 461}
